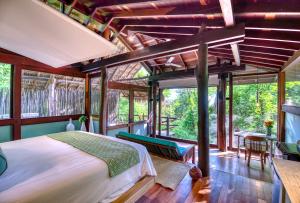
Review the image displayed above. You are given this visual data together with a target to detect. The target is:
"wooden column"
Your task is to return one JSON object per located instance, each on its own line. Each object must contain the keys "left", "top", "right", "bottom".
{"left": 278, "top": 72, "right": 286, "bottom": 142}
{"left": 228, "top": 73, "right": 233, "bottom": 150}
{"left": 158, "top": 89, "right": 162, "bottom": 136}
{"left": 129, "top": 90, "right": 134, "bottom": 133}
{"left": 99, "top": 68, "right": 108, "bottom": 135}
{"left": 217, "top": 73, "right": 227, "bottom": 152}
{"left": 12, "top": 65, "right": 22, "bottom": 140}
{"left": 147, "top": 81, "right": 153, "bottom": 136}
{"left": 195, "top": 43, "right": 209, "bottom": 177}
{"left": 152, "top": 82, "right": 158, "bottom": 137}
{"left": 85, "top": 74, "right": 90, "bottom": 131}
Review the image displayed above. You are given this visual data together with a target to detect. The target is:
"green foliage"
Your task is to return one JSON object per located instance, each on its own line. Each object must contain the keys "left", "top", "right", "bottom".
{"left": 134, "top": 67, "right": 149, "bottom": 78}
{"left": 232, "top": 83, "right": 278, "bottom": 134}
{"left": 79, "top": 115, "right": 87, "bottom": 123}
{"left": 0, "top": 63, "right": 11, "bottom": 89}
{"left": 286, "top": 81, "right": 300, "bottom": 106}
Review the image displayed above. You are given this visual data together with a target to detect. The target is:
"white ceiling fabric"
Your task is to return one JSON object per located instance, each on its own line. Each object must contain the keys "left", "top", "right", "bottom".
{"left": 0, "top": 0, "right": 117, "bottom": 67}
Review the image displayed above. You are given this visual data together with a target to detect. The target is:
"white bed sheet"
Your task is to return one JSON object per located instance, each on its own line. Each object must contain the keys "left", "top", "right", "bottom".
{"left": 0, "top": 132, "right": 156, "bottom": 203}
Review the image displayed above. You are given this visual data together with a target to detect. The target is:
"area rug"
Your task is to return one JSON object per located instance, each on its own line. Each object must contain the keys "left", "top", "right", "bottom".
{"left": 151, "top": 155, "right": 190, "bottom": 190}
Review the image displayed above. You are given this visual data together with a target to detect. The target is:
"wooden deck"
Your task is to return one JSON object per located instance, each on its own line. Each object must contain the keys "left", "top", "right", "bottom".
{"left": 137, "top": 149, "right": 279, "bottom": 203}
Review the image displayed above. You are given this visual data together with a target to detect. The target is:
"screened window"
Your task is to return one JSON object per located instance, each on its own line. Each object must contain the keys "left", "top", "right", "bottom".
{"left": 108, "top": 89, "right": 129, "bottom": 126}
{"left": 232, "top": 83, "right": 278, "bottom": 147}
{"left": 90, "top": 77, "right": 101, "bottom": 116}
{"left": 21, "top": 70, "right": 85, "bottom": 118}
{"left": 134, "top": 91, "right": 148, "bottom": 122}
{"left": 0, "top": 63, "right": 11, "bottom": 119}
{"left": 286, "top": 63, "right": 300, "bottom": 106}
{"left": 161, "top": 87, "right": 217, "bottom": 143}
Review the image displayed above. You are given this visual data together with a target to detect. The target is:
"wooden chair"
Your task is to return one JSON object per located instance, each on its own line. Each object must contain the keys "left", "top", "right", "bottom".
{"left": 244, "top": 135, "right": 268, "bottom": 170}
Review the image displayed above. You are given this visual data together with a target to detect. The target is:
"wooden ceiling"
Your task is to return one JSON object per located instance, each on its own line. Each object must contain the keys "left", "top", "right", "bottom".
{"left": 44, "top": 0, "right": 300, "bottom": 83}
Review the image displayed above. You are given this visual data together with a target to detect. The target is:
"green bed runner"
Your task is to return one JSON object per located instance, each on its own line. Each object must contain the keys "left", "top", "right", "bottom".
{"left": 48, "top": 131, "right": 140, "bottom": 177}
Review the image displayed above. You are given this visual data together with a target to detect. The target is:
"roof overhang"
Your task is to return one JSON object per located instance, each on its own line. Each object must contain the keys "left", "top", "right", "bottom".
{"left": 0, "top": 0, "right": 117, "bottom": 68}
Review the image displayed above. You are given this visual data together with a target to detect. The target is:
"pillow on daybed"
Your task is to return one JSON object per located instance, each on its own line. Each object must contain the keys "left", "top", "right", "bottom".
{"left": 0, "top": 147, "right": 7, "bottom": 175}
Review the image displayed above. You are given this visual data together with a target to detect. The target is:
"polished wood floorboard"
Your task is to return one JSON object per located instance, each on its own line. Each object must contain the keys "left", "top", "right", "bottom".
{"left": 137, "top": 149, "right": 277, "bottom": 203}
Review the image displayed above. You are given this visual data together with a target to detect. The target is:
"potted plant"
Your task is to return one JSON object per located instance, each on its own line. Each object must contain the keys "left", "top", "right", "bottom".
{"left": 79, "top": 115, "right": 88, "bottom": 131}
{"left": 264, "top": 120, "right": 273, "bottom": 136}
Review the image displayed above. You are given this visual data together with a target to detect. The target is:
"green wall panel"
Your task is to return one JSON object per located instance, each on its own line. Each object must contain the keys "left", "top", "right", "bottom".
{"left": 21, "top": 120, "right": 81, "bottom": 139}
{"left": 0, "top": 126, "right": 12, "bottom": 143}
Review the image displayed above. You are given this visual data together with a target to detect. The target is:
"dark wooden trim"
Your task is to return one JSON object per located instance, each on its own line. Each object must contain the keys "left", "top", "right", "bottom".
{"left": 0, "top": 119, "right": 14, "bottom": 126}
{"left": 158, "top": 89, "right": 162, "bottom": 136}
{"left": 196, "top": 43, "right": 209, "bottom": 177}
{"left": 85, "top": 75, "right": 90, "bottom": 131}
{"left": 129, "top": 90, "right": 134, "bottom": 133}
{"left": 282, "top": 104, "right": 300, "bottom": 116}
{"left": 99, "top": 68, "right": 108, "bottom": 135}
{"left": 12, "top": 65, "right": 22, "bottom": 140}
{"left": 228, "top": 73, "right": 233, "bottom": 150}
{"left": 21, "top": 115, "right": 82, "bottom": 125}
{"left": 108, "top": 81, "right": 147, "bottom": 92}
{"left": 277, "top": 72, "right": 286, "bottom": 142}
{"left": 81, "top": 24, "right": 245, "bottom": 72}
{"left": 156, "top": 135, "right": 218, "bottom": 148}
{"left": 150, "top": 64, "right": 246, "bottom": 81}
{"left": 0, "top": 52, "right": 85, "bottom": 78}
{"left": 147, "top": 82, "right": 153, "bottom": 136}
{"left": 217, "top": 74, "right": 227, "bottom": 152}
{"left": 152, "top": 82, "right": 158, "bottom": 137}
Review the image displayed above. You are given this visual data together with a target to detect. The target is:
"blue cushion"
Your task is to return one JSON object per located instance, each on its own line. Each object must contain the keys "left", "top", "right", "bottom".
{"left": 117, "top": 132, "right": 190, "bottom": 156}
{"left": 0, "top": 147, "right": 7, "bottom": 176}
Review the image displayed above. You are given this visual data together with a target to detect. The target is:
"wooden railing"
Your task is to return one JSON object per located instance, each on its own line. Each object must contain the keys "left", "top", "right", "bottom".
{"left": 161, "top": 116, "right": 178, "bottom": 137}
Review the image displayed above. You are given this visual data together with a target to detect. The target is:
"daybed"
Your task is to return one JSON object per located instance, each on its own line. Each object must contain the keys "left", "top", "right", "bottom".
{"left": 116, "top": 132, "right": 195, "bottom": 164}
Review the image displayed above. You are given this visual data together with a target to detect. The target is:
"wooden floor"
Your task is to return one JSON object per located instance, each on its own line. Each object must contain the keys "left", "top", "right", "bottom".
{"left": 137, "top": 149, "right": 279, "bottom": 203}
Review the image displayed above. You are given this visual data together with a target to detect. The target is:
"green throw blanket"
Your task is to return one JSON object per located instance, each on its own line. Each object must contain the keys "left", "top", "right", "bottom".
{"left": 48, "top": 131, "right": 140, "bottom": 177}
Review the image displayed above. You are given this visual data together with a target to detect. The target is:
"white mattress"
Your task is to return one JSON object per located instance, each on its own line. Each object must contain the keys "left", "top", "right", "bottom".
{"left": 0, "top": 132, "right": 156, "bottom": 203}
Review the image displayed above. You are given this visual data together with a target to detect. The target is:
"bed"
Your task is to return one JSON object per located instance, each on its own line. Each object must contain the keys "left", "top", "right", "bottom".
{"left": 0, "top": 132, "right": 157, "bottom": 203}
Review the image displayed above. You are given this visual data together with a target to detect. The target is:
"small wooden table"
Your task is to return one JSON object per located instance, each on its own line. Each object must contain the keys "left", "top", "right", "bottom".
{"left": 234, "top": 131, "right": 277, "bottom": 164}
{"left": 273, "top": 158, "right": 300, "bottom": 203}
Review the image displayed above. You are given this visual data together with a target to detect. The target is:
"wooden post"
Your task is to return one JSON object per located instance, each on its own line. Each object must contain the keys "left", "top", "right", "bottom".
{"left": 99, "top": 68, "right": 108, "bottom": 135}
{"left": 85, "top": 74, "right": 90, "bottom": 131}
{"left": 129, "top": 90, "right": 134, "bottom": 133}
{"left": 195, "top": 43, "right": 209, "bottom": 177}
{"left": 217, "top": 73, "right": 227, "bottom": 152}
{"left": 147, "top": 81, "right": 153, "bottom": 136}
{"left": 166, "top": 116, "right": 170, "bottom": 137}
{"left": 12, "top": 65, "right": 22, "bottom": 140}
{"left": 158, "top": 89, "right": 162, "bottom": 136}
{"left": 278, "top": 72, "right": 286, "bottom": 142}
{"left": 152, "top": 82, "right": 158, "bottom": 137}
{"left": 228, "top": 73, "right": 233, "bottom": 150}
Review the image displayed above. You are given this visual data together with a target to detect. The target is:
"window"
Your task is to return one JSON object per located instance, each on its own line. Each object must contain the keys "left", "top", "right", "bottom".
{"left": 232, "top": 83, "right": 278, "bottom": 147}
{"left": 0, "top": 63, "right": 12, "bottom": 119}
{"left": 90, "top": 77, "right": 101, "bottom": 116}
{"left": 134, "top": 91, "right": 148, "bottom": 122}
{"left": 21, "top": 70, "right": 85, "bottom": 118}
{"left": 108, "top": 89, "right": 129, "bottom": 126}
{"left": 286, "top": 63, "right": 300, "bottom": 106}
{"left": 161, "top": 87, "right": 217, "bottom": 143}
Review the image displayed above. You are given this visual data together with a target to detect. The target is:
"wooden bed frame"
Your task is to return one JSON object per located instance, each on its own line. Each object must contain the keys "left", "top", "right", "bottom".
{"left": 112, "top": 176, "right": 155, "bottom": 203}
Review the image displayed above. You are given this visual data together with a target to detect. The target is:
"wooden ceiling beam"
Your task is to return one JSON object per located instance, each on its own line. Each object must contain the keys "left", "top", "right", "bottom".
{"left": 241, "top": 39, "right": 300, "bottom": 51}
{"left": 219, "top": 0, "right": 240, "bottom": 66}
{"left": 209, "top": 48, "right": 289, "bottom": 62}
{"left": 81, "top": 24, "right": 245, "bottom": 72}
{"left": 149, "top": 64, "right": 246, "bottom": 81}
{"left": 282, "top": 49, "right": 300, "bottom": 72}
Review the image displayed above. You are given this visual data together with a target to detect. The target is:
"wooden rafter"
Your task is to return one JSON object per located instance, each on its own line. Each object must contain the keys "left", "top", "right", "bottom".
{"left": 81, "top": 24, "right": 245, "bottom": 72}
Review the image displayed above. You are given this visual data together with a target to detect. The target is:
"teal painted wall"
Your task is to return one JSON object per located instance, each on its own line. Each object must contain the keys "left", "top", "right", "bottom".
{"left": 21, "top": 120, "right": 81, "bottom": 139}
{"left": 285, "top": 113, "right": 300, "bottom": 143}
{"left": 0, "top": 126, "right": 12, "bottom": 143}
{"left": 107, "top": 127, "right": 128, "bottom": 137}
